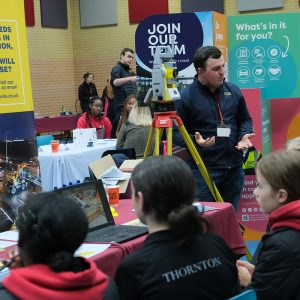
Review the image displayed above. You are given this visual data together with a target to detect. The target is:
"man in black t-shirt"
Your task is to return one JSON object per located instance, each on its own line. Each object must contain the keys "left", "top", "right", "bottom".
{"left": 110, "top": 48, "right": 137, "bottom": 137}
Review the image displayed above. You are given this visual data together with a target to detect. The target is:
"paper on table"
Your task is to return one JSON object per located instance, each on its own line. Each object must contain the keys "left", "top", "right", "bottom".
{"left": 193, "top": 203, "right": 220, "bottom": 212}
{"left": 100, "top": 166, "right": 131, "bottom": 184}
{"left": 0, "top": 231, "right": 19, "bottom": 241}
{"left": 102, "top": 179, "right": 119, "bottom": 186}
{"left": 122, "top": 219, "right": 148, "bottom": 227}
{"left": 0, "top": 240, "right": 17, "bottom": 248}
{"left": 75, "top": 243, "right": 111, "bottom": 259}
{"left": 119, "top": 159, "right": 143, "bottom": 172}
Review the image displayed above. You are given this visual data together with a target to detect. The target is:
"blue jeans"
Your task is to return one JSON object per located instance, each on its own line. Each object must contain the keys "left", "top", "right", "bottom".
{"left": 112, "top": 153, "right": 129, "bottom": 168}
{"left": 192, "top": 166, "right": 244, "bottom": 211}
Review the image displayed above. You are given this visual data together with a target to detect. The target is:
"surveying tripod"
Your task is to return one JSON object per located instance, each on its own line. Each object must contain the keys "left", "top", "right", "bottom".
{"left": 143, "top": 104, "right": 252, "bottom": 261}
{"left": 143, "top": 105, "right": 223, "bottom": 202}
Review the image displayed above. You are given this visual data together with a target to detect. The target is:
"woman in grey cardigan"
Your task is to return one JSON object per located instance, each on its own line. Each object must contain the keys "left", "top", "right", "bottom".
{"left": 114, "top": 104, "right": 154, "bottom": 166}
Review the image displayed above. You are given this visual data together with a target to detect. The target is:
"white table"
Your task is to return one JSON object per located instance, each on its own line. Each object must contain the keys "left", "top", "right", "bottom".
{"left": 38, "top": 139, "right": 116, "bottom": 191}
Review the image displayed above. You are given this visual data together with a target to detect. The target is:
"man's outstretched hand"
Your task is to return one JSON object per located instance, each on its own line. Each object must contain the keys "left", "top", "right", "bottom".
{"left": 195, "top": 132, "right": 215, "bottom": 148}
{"left": 236, "top": 133, "right": 255, "bottom": 151}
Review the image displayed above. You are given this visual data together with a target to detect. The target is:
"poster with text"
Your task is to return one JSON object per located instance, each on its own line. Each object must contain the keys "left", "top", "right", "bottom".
{"left": 0, "top": 1, "right": 33, "bottom": 113}
{"left": 237, "top": 175, "right": 269, "bottom": 240}
{"left": 0, "top": 1, "right": 41, "bottom": 233}
{"left": 228, "top": 13, "right": 300, "bottom": 99}
{"left": 135, "top": 12, "right": 227, "bottom": 83}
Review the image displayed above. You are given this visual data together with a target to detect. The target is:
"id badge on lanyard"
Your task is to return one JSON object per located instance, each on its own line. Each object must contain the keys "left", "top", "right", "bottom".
{"left": 216, "top": 93, "right": 231, "bottom": 137}
{"left": 217, "top": 124, "right": 231, "bottom": 137}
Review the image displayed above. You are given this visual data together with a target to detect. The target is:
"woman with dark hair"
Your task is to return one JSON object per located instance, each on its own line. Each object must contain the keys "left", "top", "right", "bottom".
{"left": 77, "top": 96, "right": 112, "bottom": 138}
{"left": 0, "top": 193, "right": 119, "bottom": 299}
{"left": 78, "top": 73, "right": 98, "bottom": 113}
{"left": 115, "top": 156, "right": 240, "bottom": 300}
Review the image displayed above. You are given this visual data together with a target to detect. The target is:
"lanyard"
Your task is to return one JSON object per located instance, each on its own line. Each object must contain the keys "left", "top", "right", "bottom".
{"left": 216, "top": 93, "right": 223, "bottom": 125}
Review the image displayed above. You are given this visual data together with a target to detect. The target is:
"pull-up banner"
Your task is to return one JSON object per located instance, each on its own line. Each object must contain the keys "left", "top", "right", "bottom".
{"left": 0, "top": 0, "right": 41, "bottom": 232}
{"left": 135, "top": 11, "right": 227, "bottom": 79}
{"left": 0, "top": 1, "right": 33, "bottom": 113}
{"left": 228, "top": 13, "right": 300, "bottom": 99}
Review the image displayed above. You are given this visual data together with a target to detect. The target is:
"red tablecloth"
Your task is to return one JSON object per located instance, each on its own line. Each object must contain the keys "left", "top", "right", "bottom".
{"left": 0, "top": 200, "right": 245, "bottom": 279}
{"left": 35, "top": 115, "right": 80, "bottom": 134}
{"left": 113, "top": 200, "right": 246, "bottom": 257}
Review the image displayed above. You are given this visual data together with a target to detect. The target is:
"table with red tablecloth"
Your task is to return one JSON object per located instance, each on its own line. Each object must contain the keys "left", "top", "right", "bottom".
{"left": 35, "top": 115, "right": 80, "bottom": 134}
{"left": 89, "top": 200, "right": 246, "bottom": 277}
{"left": 0, "top": 200, "right": 245, "bottom": 279}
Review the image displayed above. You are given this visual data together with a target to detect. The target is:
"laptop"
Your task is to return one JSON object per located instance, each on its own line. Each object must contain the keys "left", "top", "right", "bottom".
{"left": 53, "top": 180, "right": 148, "bottom": 243}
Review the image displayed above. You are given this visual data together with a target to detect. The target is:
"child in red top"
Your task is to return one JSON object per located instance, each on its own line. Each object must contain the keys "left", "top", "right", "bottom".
{"left": 77, "top": 96, "right": 112, "bottom": 138}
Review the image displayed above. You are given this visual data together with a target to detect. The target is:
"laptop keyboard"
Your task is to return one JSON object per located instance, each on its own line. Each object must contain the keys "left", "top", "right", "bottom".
{"left": 85, "top": 225, "right": 148, "bottom": 243}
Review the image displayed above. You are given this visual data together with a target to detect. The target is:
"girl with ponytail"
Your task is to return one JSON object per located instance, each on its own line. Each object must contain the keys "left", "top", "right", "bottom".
{"left": 115, "top": 155, "right": 240, "bottom": 300}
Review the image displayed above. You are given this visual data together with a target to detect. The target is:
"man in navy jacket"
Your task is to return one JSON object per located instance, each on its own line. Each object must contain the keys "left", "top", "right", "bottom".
{"left": 174, "top": 46, "right": 254, "bottom": 210}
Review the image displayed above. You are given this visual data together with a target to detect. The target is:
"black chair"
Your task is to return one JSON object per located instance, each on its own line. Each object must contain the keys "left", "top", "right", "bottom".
{"left": 101, "top": 148, "right": 136, "bottom": 160}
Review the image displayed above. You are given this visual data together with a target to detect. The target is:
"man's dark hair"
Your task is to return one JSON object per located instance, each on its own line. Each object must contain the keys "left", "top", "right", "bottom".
{"left": 193, "top": 46, "right": 222, "bottom": 71}
{"left": 120, "top": 48, "right": 134, "bottom": 58}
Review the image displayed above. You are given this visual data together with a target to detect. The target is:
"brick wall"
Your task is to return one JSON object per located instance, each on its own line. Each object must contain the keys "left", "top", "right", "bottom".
{"left": 26, "top": 0, "right": 299, "bottom": 115}
{"left": 26, "top": 0, "right": 75, "bottom": 116}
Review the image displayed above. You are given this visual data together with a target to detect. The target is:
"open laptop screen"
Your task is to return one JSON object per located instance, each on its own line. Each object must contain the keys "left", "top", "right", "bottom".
{"left": 53, "top": 180, "right": 114, "bottom": 229}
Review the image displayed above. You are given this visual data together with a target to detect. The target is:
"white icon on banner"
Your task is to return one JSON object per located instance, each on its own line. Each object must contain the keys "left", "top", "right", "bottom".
{"left": 268, "top": 65, "right": 281, "bottom": 78}
{"left": 236, "top": 47, "right": 250, "bottom": 60}
{"left": 237, "top": 66, "right": 250, "bottom": 80}
{"left": 267, "top": 45, "right": 281, "bottom": 60}
{"left": 252, "top": 46, "right": 265, "bottom": 60}
{"left": 252, "top": 66, "right": 266, "bottom": 79}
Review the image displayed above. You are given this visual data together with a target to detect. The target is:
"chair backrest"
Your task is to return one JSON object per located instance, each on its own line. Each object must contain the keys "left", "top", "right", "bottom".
{"left": 101, "top": 148, "right": 136, "bottom": 160}
{"left": 36, "top": 135, "right": 54, "bottom": 147}
{"left": 228, "top": 289, "right": 257, "bottom": 300}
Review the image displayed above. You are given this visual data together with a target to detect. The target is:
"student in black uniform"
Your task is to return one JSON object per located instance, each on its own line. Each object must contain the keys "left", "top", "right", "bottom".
{"left": 115, "top": 155, "right": 240, "bottom": 300}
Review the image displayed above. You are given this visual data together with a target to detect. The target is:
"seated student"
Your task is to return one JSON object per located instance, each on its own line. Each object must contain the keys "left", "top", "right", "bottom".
{"left": 251, "top": 136, "right": 300, "bottom": 265}
{"left": 236, "top": 150, "right": 300, "bottom": 300}
{"left": 115, "top": 156, "right": 240, "bottom": 300}
{"left": 113, "top": 104, "right": 154, "bottom": 167}
{"left": 116, "top": 94, "right": 136, "bottom": 137}
{"left": 0, "top": 193, "right": 119, "bottom": 300}
{"left": 77, "top": 96, "right": 112, "bottom": 138}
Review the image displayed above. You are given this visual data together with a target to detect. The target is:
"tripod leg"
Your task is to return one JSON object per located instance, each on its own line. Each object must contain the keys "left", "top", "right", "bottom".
{"left": 166, "top": 127, "right": 173, "bottom": 156}
{"left": 154, "top": 128, "right": 163, "bottom": 156}
{"left": 144, "top": 125, "right": 155, "bottom": 159}
{"left": 176, "top": 123, "right": 223, "bottom": 203}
